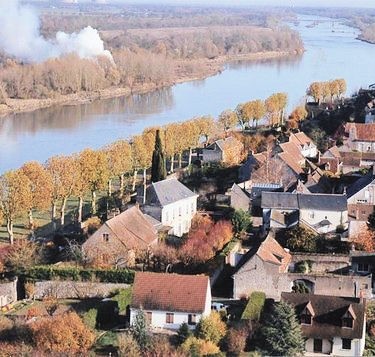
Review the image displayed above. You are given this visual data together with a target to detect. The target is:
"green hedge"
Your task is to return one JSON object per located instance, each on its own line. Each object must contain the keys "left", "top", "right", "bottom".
{"left": 25, "top": 266, "right": 135, "bottom": 284}
{"left": 241, "top": 291, "right": 266, "bottom": 321}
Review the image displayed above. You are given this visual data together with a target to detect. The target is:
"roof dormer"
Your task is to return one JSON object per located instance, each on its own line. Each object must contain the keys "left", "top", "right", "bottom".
{"left": 342, "top": 305, "right": 356, "bottom": 329}
{"left": 300, "top": 301, "right": 315, "bottom": 325}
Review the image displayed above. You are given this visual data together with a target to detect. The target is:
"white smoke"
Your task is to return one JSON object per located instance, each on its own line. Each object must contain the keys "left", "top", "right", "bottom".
{"left": 0, "top": 0, "right": 113, "bottom": 63}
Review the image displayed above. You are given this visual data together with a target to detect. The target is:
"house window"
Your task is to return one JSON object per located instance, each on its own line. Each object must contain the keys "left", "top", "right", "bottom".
{"left": 166, "top": 313, "right": 174, "bottom": 324}
{"left": 309, "top": 211, "right": 315, "bottom": 219}
{"left": 342, "top": 338, "right": 352, "bottom": 350}
{"left": 300, "top": 313, "right": 312, "bottom": 325}
{"left": 102, "top": 233, "right": 109, "bottom": 242}
{"left": 358, "top": 263, "right": 369, "bottom": 272}
{"left": 342, "top": 317, "right": 353, "bottom": 328}
{"left": 188, "top": 314, "right": 197, "bottom": 325}
{"left": 313, "top": 339, "right": 323, "bottom": 353}
{"left": 146, "top": 311, "right": 152, "bottom": 325}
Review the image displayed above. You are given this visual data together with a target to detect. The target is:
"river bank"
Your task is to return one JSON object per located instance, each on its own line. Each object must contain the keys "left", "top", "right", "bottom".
{"left": 0, "top": 50, "right": 301, "bottom": 118}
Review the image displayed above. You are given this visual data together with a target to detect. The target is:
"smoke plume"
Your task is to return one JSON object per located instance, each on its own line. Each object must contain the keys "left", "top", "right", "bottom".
{"left": 0, "top": 0, "right": 113, "bottom": 62}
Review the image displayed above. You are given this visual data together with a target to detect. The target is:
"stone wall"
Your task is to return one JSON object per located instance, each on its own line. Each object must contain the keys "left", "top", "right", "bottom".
{"left": 291, "top": 253, "right": 350, "bottom": 273}
{"left": 0, "top": 278, "right": 17, "bottom": 307}
{"left": 289, "top": 273, "right": 372, "bottom": 299}
{"left": 34, "top": 281, "right": 130, "bottom": 300}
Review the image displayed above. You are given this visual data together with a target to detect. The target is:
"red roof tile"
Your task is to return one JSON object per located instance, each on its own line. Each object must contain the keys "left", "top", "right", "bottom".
{"left": 131, "top": 272, "right": 210, "bottom": 313}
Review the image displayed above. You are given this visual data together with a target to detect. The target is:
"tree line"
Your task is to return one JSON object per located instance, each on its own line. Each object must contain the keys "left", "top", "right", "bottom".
{"left": 0, "top": 25, "right": 302, "bottom": 101}
{"left": 306, "top": 79, "right": 347, "bottom": 104}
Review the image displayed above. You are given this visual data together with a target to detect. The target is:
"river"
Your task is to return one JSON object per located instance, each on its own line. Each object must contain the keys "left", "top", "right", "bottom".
{"left": 0, "top": 15, "right": 374, "bottom": 173}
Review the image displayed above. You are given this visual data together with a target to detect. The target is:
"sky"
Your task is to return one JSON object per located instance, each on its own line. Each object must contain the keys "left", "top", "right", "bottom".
{"left": 110, "top": 0, "right": 375, "bottom": 8}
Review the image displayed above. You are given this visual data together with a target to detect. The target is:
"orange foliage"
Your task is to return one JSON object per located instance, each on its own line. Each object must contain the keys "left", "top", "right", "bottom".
{"left": 180, "top": 216, "right": 233, "bottom": 265}
{"left": 30, "top": 312, "right": 95, "bottom": 354}
{"left": 354, "top": 229, "right": 375, "bottom": 252}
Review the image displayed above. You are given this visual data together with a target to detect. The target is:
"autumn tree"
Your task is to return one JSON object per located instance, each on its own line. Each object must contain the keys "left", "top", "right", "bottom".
{"left": 218, "top": 109, "right": 238, "bottom": 134}
{"left": 307, "top": 81, "right": 323, "bottom": 103}
{"left": 20, "top": 161, "right": 53, "bottom": 230}
{"left": 194, "top": 115, "right": 214, "bottom": 145}
{"left": 354, "top": 229, "right": 375, "bottom": 252}
{"left": 288, "top": 105, "right": 308, "bottom": 129}
{"left": 131, "top": 134, "right": 152, "bottom": 194}
{"left": 328, "top": 80, "right": 340, "bottom": 102}
{"left": 242, "top": 100, "right": 266, "bottom": 128}
{"left": 0, "top": 170, "right": 32, "bottom": 244}
{"left": 117, "top": 333, "right": 141, "bottom": 357}
{"left": 151, "top": 129, "right": 167, "bottom": 182}
{"left": 46, "top": 155, "right": 76, "bottom": 227}
{"left": 104, "top": 140, "right": 132, "bottom": 197}
{"left": 78, "top": 149, "right": 109, "bottom": 215}
{"left": 266, "top": 93, "right": 288, "bottom": 126}
{"left": 5, "top": 239, "right": 39, "bottom": 273}
{"left": 337, "top": 78, "right": 347, "bottom": 98}
{"left": 164, "top": 124, "right": 177, "bottom": 172}
{"left": 322, "top": 82, "right": 330, "bottom": 103}
{"left": 196, "top": 311, "right": 227, "bottom": 345}
{"left": 184, "top": 120, "right": 201, "bottom": 166}
{"left": 31, "top": 312, "right": 95, "bottom": 354}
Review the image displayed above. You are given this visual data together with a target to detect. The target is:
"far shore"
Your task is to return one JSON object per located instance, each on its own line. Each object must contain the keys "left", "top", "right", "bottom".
{"left": 0, "top": 49, "right": 303, "bottom": 118}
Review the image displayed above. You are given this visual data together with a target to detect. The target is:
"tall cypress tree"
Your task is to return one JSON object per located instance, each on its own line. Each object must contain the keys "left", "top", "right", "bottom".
{"left": 151, "top": 129, "right": 167, "bottom": 182}
{"left": 258, "top": 301, "right": 305, "bottom": 356}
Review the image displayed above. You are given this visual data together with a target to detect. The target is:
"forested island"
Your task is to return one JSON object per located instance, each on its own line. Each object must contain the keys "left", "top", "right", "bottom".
{"left": 0, "top": 4, "right": 303, "bottom": 116}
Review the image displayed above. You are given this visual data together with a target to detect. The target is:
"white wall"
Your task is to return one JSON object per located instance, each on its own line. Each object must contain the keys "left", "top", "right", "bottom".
{"left": 301, "top": 145, "right": 318, "bottom": 159}
{"left": 300, "top": 208, "right": 348, "bottom": 233}
{"left": 331, "top": 337, "right": 364, "bottom": 357}
{"left": 347, "top": 183, "right": 375, "bottom": 205}
{"left": 130, "top": 308, "right": 203, "bottom": 330}
{"left": 305, "top": 338, "right": 332, "bottom": 354}
{"left": 161, "top": 196, "right": 198, "bottom": 237}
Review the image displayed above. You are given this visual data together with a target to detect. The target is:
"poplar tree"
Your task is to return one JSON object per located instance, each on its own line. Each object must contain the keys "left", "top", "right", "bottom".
{"left": 151, "top": 129, "right": 166, "bottom": 182}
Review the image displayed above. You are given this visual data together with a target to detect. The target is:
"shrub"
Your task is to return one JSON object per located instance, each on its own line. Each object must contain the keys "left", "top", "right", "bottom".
{"left": 117, "top": 333, "right": 141, "bottom": 357}
{"left": 83, "top": 308, "right": 98, "bottom": 330}
{"left": 25, "top": 265, "right": 135, "bottom": 284}
{"left": 146, "top": 335, "right": 179, "bottom": 357}
{"left": 181, "top": 336, "right": 220, "bottom": 356}
{"left": 225, "top": 327, "right": 247, "bottom": 356}
{"left": 111, "top": 287, "right": 132, "bottom": 312}
{"left": 177, "top": 322, "right": 192, "bottom": 345}
{"left": 232, "top": 209, "right": 252, "bottom": 236}
{"left": 241, "top": 292, "right": 266, "bottom": 321}
{"left": 195, "top": 312, "right": 227, "bottom": 345}
{"left": 30, "top": 312, "right": 95, "bottom": 353}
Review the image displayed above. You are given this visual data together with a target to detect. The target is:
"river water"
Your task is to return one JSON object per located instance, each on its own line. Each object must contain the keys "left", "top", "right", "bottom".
{"left": 0, "top": 15, "right": 374, "bottom": 173}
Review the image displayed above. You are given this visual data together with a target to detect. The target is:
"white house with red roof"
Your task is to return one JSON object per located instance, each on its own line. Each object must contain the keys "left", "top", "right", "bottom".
{"left": 130, "top": 272, "right": 211, "bottom": 330}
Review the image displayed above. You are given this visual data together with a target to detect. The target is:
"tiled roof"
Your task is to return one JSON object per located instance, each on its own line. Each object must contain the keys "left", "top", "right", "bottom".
{"left": 322, "top": 145, "right": 341, "bottom": 159}
{"left": 282, "top": 293, "right": 365, "bottom": 340}
{"left": 235, "top": 234, "right": 291, "bottom": 274}
{"left": 214, "top": 136, "right": 243, "bottom": 152}
{"left": 348, "top": 123, "right": 375, "bottom": 142}
{"left": 105, "top": 206, "right": 158, "bottom": 248}
{"left": 146, "top": 178, "right": 197, "bottom": 207}
{"left": 262, "top": 192, "right": 347, "bottom": 211}
{"left": 131, "top": 272, "right": 210, "bottom": 313}
{"left": 290, "top": 132, "right": 314, "bottom": 147}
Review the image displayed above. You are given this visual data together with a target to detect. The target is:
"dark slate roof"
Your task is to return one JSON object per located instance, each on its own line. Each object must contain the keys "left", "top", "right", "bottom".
{"left": 261, "top": 192, "right": 299, "bottom": 209}
{"left": 347, "top": 170, "right": 375, "bottom": 199}
{"left": 298, "top": 193, "right": 347, "bottom": 211}
{"left": 282, "top": 293, "right": 365, "bottom": 340}
{"left": 146, "top": 178, "right": 197, "bottom": 207}
{"left": 261, "top": 192, "right": 347, "bottom": 211}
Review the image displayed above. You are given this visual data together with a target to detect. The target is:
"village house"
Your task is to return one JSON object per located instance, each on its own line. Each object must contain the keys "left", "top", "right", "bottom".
{"left": 261, "top": 192, "right": 348, "bottom": 234}
{"left": 282, "top": 292, "right": 366, "bottom": 357}
{"left": 130, "top": 272, "right": 211, "bottom": 330}
{"left": 288, "top": 131, "right": 319, "bottom": 158}
{"left": 345, "top": 123, "right": 375, "bottom": 153}
{"left": 232, "top": 234, "right": 372, "bottom": 301}
{"left": 319, "top": 145, "right": 342, "bottom": 175}
{"left": 82, "top": 205, "right": 158, "bottom": 267}
{"left": 142, "top": 178, "right": 198, "bottom": 237}
{"left": 202, "top": 136, "right": 244, "bottom": 165}
{"left": 232, "top": 234, "right": 292, "bottom": 300}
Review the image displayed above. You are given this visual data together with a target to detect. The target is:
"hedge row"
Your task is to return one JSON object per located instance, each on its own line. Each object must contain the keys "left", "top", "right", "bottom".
{"left": 25, "top": 266, "right": 135, "bottom": 284}
{"left": 241, "top": 291, "right": 266, "bottom": 321}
